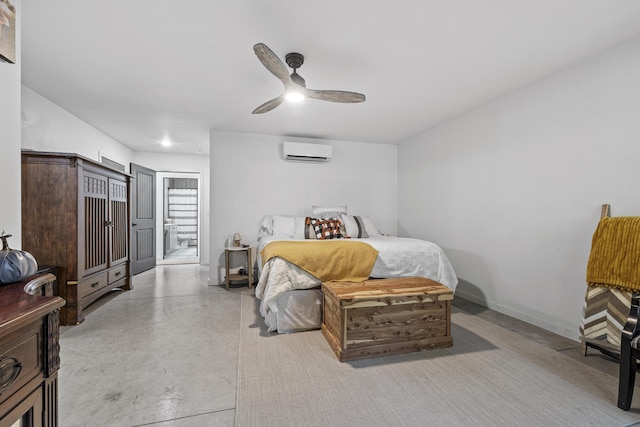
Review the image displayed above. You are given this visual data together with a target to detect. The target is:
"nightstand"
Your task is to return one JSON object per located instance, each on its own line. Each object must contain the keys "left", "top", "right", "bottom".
{"left": 224, "top": 247, "right": 253, "bottom": 290}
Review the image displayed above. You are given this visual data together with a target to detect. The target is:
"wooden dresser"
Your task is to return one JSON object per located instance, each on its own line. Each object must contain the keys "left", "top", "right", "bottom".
{"left": 0, "top": 274, "right": 65, "bottom": 426}
{"left": 22, "top": 151, "right": 133, "bottom": 325}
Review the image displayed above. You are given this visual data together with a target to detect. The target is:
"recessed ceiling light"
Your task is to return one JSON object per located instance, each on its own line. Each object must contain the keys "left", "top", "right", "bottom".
{"left": 161, "top": 138, "right": 172, "bottom": 147}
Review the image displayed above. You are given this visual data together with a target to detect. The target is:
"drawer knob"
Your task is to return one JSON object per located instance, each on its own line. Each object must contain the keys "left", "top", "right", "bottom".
{"left": 91, "top": 282, "right": 99, "bottom": 288}
{"left": 0, "top": 356, "right": 22, "bottom": 393}
{"left": 115, "top": 271, "right": 121, "bottom": 276}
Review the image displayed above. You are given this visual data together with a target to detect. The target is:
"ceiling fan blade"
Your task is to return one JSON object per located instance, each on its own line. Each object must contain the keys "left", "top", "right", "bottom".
{"left": 254, "top": 43, "right": 293, "bottom": 87}
{"left": 305, "top": 89, "right": 366, "bottom": 103}
{"left": 252, "top": 95, "right": 286, "bottom": 114}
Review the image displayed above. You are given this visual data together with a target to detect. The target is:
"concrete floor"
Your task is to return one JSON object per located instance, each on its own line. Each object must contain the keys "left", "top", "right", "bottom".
{"left": 58, "top": 264, "right": 621, "bottom": 426}
{"left": 59, "top": 264, "right": 243, "bottom": 426}
{"left": 163, "top": 247, "right": 198, "bottom": 261}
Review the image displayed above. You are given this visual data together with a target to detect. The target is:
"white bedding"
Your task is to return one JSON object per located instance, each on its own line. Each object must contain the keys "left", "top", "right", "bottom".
{"left": 255, "top": 236, "right": 458, "bottom": 332}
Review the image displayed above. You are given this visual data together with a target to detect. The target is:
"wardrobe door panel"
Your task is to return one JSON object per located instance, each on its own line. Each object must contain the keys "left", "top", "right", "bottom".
{"left": 82, "top": 171, "right": 108, "bottom": 276}
{"left": 109, "top": 178, "right": 129, "bottom": 266}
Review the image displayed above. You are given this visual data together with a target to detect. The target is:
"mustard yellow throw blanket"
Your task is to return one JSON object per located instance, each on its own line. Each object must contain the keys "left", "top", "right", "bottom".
{"left": 261, "top": 240, "right": 379, "bottom": 282}
{"left": 587, "top": 216, "right": 640, "bottom": 292}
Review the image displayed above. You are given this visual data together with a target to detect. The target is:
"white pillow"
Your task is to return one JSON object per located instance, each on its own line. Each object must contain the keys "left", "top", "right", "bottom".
{"left": 272, "top": 215, "right": 296, "bottom": 238}
{"left": 269, "top": 215, "right": 307, "bottom": 239}
{"left": 361, "top": 216, "right": 381, "bottom": 237}
{"left": 293, "top": 217, "right": 306, "bottom": 239}
{"left": 312, "top": 205, "right": 347, "bottom": 219}
{"left": 257, "top": 215, "right": 274, "bottom": 240}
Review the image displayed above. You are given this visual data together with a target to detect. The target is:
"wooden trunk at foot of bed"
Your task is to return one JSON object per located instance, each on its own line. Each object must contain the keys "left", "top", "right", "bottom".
{"left": 321, "top": 277, "right": 453, "bottom": 362}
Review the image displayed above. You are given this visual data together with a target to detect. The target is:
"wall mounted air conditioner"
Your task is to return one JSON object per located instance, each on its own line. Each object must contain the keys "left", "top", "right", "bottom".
{"left": 282, "top": 141, "right": 332, "bottom": 163}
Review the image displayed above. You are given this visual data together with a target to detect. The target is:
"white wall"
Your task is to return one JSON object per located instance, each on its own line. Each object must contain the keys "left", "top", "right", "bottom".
{"left": 21, "top": 85, "right": 133, "bottom": 165}
{"left": 132, "top": 152, "right": 210, "bottom": 265}
{"left": 398, "top": 36, "right": 640, "bottom": 340}
{"left": 210, "top": 131, "right": 398, "bottom": 284}
{"left": 0, "top": 0, "right": 20, "bottom": 247}
{"left": 21, "top": 84, "right": 212, "bottom": 266}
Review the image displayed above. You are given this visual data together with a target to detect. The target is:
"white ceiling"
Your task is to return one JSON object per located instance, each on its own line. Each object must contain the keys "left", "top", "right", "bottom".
{"left": 21, "top": 1, "right": 640, "bottom": 155}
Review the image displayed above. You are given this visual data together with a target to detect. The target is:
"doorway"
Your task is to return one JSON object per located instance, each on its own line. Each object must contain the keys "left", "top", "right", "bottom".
{"left": 156, "top": 172, "right": 200, "bottom": 264}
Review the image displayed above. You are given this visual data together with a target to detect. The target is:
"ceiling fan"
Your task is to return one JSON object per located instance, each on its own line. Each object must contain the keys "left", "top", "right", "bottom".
{"left": 252, "top": 43, "right": 366, "bottom": 114}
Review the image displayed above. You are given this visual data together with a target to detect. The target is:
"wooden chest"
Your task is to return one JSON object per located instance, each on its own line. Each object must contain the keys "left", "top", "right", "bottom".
{"left": 321, "top": 277, "right": 453, "bottom": 362}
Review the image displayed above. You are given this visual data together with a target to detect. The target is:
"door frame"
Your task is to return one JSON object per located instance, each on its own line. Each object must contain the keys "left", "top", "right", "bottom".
{"left": 156, "top": 171, "right": 201, "bottom": 265}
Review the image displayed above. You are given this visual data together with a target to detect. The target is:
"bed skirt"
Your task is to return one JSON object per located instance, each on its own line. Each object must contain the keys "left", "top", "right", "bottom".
{"left": 264, "top": 288, "right": 323, "bottom": 333}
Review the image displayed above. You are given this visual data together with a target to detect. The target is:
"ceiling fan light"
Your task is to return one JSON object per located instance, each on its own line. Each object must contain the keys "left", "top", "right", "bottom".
{"left": 285, "top": 91, "right": 305, "bottom": 102}
{"left": 252, "top": 43, "right": 365, "bottom": 114}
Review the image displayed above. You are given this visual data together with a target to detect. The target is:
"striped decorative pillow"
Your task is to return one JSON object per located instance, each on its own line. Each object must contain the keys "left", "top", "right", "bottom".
{"left": 341, "top": 214, "right": 377, "bottom": 238}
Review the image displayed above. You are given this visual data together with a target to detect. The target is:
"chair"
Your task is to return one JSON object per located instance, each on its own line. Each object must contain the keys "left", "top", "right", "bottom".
{"left": 581, "top": 204, "right": 636, "bottom": 358}
{"left": 580, "top": 204, "right": 640, "bottom": 410}
{"left": 618, "top": 292, "right": 640, "bottom": 410}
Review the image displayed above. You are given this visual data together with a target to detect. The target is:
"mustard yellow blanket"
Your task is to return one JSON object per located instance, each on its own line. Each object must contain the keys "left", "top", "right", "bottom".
{"left": 587, "top": 216, "right": 640, "bottom": 292}
{"left": 261, "top": 240, "right": 379, "bottom": 282}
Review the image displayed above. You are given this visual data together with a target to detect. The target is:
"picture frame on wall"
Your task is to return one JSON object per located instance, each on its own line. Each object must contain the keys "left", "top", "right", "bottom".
{"left": 0, "top": 0, "right": 16, "bottom": 64}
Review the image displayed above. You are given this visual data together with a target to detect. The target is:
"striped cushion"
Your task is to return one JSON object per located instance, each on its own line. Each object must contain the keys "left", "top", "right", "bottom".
{"left": 580, "top": 284, "right": 631, "bottom": 347}
{"left": 341, "top": 214, "right": 369, "bottom": 238}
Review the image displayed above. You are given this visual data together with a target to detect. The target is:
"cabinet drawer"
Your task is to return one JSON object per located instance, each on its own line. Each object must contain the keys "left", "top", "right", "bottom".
{"left": 0, "top": 323, "right": 42, "bottom": 400}
{"left": 108, "top": 264, "right": 127, "bottom": 284}
{"left": 78, "top": 272, "right": 109, "bottom": 300}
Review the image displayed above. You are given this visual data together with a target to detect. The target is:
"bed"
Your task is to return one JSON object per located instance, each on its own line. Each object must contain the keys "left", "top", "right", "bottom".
{"left": 254, "top": 212, "right": 458, "bottom": 333}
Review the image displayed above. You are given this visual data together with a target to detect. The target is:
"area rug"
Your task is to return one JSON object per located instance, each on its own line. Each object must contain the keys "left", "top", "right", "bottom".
{"left": 235, "top": 294, "right": 640, "bottom": 427}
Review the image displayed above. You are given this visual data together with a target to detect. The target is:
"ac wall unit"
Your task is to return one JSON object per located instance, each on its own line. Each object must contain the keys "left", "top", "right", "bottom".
{"left": 282, "top": 141, "right": 332, "bottom": 163}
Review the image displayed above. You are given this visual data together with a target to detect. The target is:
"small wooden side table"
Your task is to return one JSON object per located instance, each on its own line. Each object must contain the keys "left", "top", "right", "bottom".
{"left": 224, "top": 246, "right": 253, "bottom": 290}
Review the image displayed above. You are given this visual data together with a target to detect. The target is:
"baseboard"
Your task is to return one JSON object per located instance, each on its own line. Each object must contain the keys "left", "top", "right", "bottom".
{"left": 454, "top": 288, "right": 579, "bottom": 341}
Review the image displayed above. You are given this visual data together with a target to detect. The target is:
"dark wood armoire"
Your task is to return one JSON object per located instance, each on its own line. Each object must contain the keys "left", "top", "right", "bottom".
{"left": 21, "top": 151, "right": 133, "bottom": 325}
